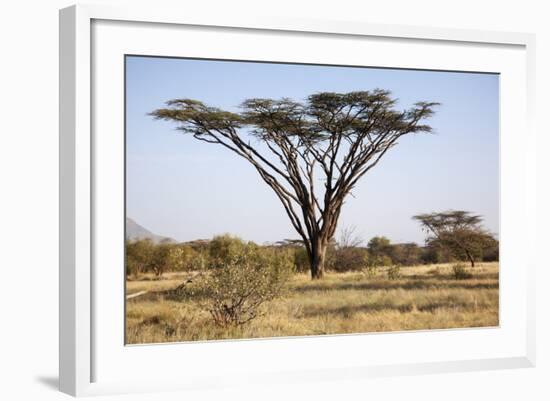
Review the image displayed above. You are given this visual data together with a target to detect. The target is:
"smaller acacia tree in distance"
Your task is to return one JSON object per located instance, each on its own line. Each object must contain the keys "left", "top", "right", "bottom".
{"left": 413, "top": 210, "right": 496, "bottom": 267}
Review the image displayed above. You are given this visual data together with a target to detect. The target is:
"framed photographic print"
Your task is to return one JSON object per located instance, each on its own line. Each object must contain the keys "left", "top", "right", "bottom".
{"left": 59, "top": 4, "right": 536, "bottom": 396}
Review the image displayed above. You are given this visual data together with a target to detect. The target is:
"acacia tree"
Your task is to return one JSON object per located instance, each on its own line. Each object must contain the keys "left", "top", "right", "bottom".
{"left": 413, "top": 210, "right": 496, "bottom": 267}
{"left": 152, "top": 90, "right": 438, "bottom": 279}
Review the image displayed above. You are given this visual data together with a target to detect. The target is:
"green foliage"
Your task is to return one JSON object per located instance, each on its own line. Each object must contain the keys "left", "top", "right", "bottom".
{"left": 413, "top": 210, "right": 497, "bottom": 267}
{"left": 482, "top": 241, "right": 499, "bottom": 262}
{"left": 202, "top": 245, "right": 293, "bottom": 327}
{"left": 420, "top": 243, "right": 447, "bottom": 264}
{"left": 126, "top": 240, "right": 202, "bottom": 278}
{"left": 152, "top": 91, "right": 438, "bottom": 147}
{"left": 148, "top": 243, "right": 173, "bottom": 277}
{"left": 363, "top": 263, "right": 378, "bottom": 279}
{"left": 390, "top": 243, "right": 422, "bottom": 266}
{"left": 366, "top": 236, "right": 403, "bottom": 269}
{"left": 367, "top": 236, "right": 392, "bottom": 258}
{"left": 329, "top": 246, "right": 369, "bottom": 272}
{"left": 452, "top": 263, "right": 473, "bottom": 280}
{"left": 166, "top": 245, "right": 202, "bottom": 272}
{"left": 126, "top": 239, "right": 155, "bottom": 277}
{"left": 292, "top": 246, "right": 311, "bottom": 273}
{"left": 208, "top": 234, "right": 256, "bottom": 261}
{"left": 371, "top": 254, "right": 393, "bottom": 267}
{"left": 126, "top": 233, "right": 489, "bottom": 280}
{"left": 386, "top": 265, "right": 402, "bottom": 280}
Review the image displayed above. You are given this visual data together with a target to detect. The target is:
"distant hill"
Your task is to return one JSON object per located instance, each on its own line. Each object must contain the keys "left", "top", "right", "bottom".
{"left": 126, "top": 217, "right": 175, "bottom": 243}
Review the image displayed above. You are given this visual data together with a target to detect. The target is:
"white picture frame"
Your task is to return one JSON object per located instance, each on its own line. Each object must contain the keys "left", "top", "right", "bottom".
{"left": 59, "top": 4, "right": 536, "bottom": 397}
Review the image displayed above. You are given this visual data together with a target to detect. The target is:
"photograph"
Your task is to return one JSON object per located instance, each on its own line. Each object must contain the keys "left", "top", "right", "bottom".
{"left": 124, "top": 56, "right": 499, "bottom": 344}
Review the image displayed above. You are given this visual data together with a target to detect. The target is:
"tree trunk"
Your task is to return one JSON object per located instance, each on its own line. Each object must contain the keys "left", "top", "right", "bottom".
{"left": 465, "top": 250, "right": 475, "bottom": 267}
{"left": 310, "top": 240, "right": 327, "bottom": 280}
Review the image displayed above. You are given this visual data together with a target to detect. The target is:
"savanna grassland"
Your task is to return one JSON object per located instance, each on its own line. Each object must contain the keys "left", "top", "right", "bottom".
{"left": 127, "top": 87, "right": 500, "bottom": 344}
{"left": 125, "top": 262, "right": 498, "bottom": 344}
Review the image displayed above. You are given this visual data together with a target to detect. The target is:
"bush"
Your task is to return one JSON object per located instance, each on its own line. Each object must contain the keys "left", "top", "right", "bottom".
{"left": 386, "top": 265, "right": 402, "bottom": 280}
{"left": 330, "top": 247, "right": 369, "bottom": 272}
{"left": 126, "top": 239, "right": 155, "bottom": 278}
{"left": 167, "top": 245, "right": 202, "bottom": 272}
{"left": 149, "top": 243, "right": 173, "bottom": 277}
{"left": 292, "top": 247, "right": 310, "bottom": 273}
{"left": 482, "top": 243, "right": 499, "bottom": 262}
{"left": 362, "top": 264, "right": 378, "bottom": 279}
{"left": 203, "top": 246, "right": 293, "bottom": 327}
{"left": 208, "top": 234, "right": 255, "bottom": 261}
{"left": 420, "top": 244, "right": 454, "bottom": 265}
{"left": 370, "top": 254, "right": 392, "bottom": 267}
{"left": 126, "top": 240, "right": 186, "bottom": 278}
{"left": 390, "top": 243, "right": 422, "bottom": 266}
{"left": 452, "top": 263, "right": 473, "bottom": 280}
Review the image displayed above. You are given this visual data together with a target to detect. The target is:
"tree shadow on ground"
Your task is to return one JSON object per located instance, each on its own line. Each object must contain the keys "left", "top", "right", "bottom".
{"left": 301, "top": 299, "right": 490, "bottom": 318}
{"left": 293, "top": 280, "right": 498, "bottom": 294}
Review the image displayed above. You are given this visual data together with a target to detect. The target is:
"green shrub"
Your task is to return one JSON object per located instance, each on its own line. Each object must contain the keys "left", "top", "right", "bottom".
{"left": 203, "top": 246, "right": 293, "bottom": 327}
{"left": 330, "top": 247, "right": 370, "bottom": 272}
{"left": 126, "top": 240, "right": 149, "bottom": 278}
{"left": 167, "top": 245, "right": 203, "bottom": 272}
{"left": 363, "top": 264, "right": 378, "bottom": 279}
{"left": 390, "top": 243, "right": 422, "bottom": 266}
{"left": 370, "top": 254, "right": 392, "bottom": 267}
{"left": 208, "top": 234, "right": 255, "bottom": 261}
{"left": 293, "top": 246, "right": 310, "bottom": 273}
{"left": 148, "top": 243, "right": 173, "bottom": 277}
{"left": 452, "top": 263, "right": 473, "bottom": 280}
{"left": 126, "top": 239, "right": 161, "bottom": 277}
{"left": 386, "top": 265, "right": 402, "bottom": 280}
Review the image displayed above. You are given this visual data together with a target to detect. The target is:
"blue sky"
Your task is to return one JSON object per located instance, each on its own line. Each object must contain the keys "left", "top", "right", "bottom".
{"left": 126, "top": 56, "right": 499, "bottom": 245}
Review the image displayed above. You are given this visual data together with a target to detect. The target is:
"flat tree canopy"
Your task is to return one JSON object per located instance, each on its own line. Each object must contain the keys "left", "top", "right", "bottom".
{"left": 151, "top": 90, "right": 438, "bottom": 279}
{"left": 413, "top": 210, "right": 497, "bottom": 267}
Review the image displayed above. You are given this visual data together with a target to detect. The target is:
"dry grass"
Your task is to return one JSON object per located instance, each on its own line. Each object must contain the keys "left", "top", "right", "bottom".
{"left": 125, "top": 262, "right": 499, "bottom": 344}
